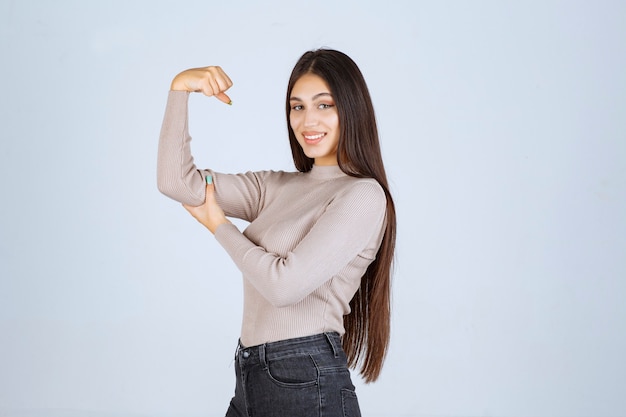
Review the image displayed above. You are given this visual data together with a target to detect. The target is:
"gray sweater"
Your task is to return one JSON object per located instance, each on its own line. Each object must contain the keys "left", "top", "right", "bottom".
{"left": 158, "top": 91, "right": 386, "bottom": 347}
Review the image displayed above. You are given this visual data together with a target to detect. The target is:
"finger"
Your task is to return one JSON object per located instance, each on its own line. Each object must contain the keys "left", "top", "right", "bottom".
{"left": 200, "top": 81, "right": 216, "bottom": 97}
{"left": 206, "top": 76, "right": 221, "bottom": 97}
{"left": 215, "top": 91, "right": 232, "bottom": 105}
{"left": 212, "top": 67, "right": 233, "bottom": 103}
{"left": 205, "top": 175, "right": 215, "bottom": 192}
{"left": 214, "top": 72, "right": 233, "bottom": 93}
{"left": 205, "top": 175, "right": 222, "bottom": 206}
{"left": 213, "top": 66, "right": 233, "bottom": 86}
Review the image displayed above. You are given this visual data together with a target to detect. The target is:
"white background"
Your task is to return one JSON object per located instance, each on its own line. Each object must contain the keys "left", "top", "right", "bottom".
{"left": 1, "top": 1, "right": 625, "bottom": 416}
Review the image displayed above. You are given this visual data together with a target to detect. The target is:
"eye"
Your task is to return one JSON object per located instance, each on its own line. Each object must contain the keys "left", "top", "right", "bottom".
{"left": 318, "top": 103, "right": 334, "bottom": 109}
{"left": 291, "top": 104, "right": 304, "bottom": 111}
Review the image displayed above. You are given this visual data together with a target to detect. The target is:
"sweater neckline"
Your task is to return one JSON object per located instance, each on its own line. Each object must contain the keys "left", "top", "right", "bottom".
{"left": 308, "top": 164, "right": 347, "bottom": 180}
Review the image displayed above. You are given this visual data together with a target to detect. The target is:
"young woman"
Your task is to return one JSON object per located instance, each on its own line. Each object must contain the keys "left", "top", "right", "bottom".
{"left": 157, "top": 49, "right": 396, "bottom": 417}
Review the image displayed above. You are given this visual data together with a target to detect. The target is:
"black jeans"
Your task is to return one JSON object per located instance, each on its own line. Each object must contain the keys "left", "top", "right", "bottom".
{"left": 225, "top": 332, "right": 361, "bottom": 417}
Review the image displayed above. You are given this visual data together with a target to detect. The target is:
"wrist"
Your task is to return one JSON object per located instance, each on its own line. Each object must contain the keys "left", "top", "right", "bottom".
{"left": 170, "top": 76, "right": 188, "bottom": 91}
{"left": 210, "top": 218, "right": 231, "bottom": 235}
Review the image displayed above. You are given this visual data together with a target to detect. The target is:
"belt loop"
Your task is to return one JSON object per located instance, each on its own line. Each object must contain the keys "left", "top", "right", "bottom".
{"left": 235, "top": 339, "right": 242, "bottom": 360}
{"left": 324, "top": 332, "right": 339, "bottom": 358}
{"left": 259, "top": 344, "right": 268, "bottom": 369}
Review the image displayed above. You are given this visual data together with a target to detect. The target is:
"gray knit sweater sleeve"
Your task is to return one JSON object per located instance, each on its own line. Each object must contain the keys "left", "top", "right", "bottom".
{"left": 156, "top": 91, "right": 206, "bottom": 206}
{"left": 215, "top": 180, "right": 387, "bottom": 307}
{"left": 157, "top": 90, "right": 269, "bottom": 221}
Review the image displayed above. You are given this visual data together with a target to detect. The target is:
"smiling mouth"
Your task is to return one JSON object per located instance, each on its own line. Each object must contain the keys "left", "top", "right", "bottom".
{"left": 303, "top": 133, "right": 326, "bottom": 144}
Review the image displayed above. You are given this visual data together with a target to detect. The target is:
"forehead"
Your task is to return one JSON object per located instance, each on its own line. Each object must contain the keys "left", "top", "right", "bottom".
{"left": 291, "top": 73, "right": 331, "bottom": 98}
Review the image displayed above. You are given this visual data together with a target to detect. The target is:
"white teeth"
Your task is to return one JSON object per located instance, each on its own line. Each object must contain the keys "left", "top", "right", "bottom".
{"left": 304, "top": 133, "right": 325, "bottom": 140}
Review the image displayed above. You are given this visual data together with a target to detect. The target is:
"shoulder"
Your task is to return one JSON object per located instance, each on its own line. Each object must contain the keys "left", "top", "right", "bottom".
{"left": 334, "top": 177, "right": 387, "bottom": 210}
{"left": 341, "top": 176, "right": 385, "bottom": 195}
{"left": 216, "top": 169, "right": 299, "bottom": 183}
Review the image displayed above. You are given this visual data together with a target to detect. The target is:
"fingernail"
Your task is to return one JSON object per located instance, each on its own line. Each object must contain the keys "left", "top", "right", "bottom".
{"left": 205, "top": 175, "right": 213, "bottom": 184}
{"left": 227, "top": 100, "right": 232, "bottom": 106}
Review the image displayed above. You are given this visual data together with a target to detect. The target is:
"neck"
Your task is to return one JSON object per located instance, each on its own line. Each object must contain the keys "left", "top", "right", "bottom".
{"left": 309, "top": 164, "right": 346, "bottom": 180}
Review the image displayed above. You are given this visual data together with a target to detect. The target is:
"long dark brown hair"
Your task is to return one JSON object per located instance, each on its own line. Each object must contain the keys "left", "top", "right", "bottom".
{"left": 285, "top": 49, "right": 397, "bottom": 382}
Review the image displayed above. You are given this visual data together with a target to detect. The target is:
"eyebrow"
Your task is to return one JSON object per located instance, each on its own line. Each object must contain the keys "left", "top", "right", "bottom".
{"left": 289, "top": 92, "right": 333, "bottom": 101}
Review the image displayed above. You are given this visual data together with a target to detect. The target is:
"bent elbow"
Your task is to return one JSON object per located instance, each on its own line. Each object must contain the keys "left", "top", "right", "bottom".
{"left": 156, "top": 172, "right": 204, "bottom": 206}
{"left": 264, "top": 283, "right": 309, "bottom": 308}
{"left": 270, "top": 297, "right": 299, "bottom": 309}
{"left": 270, "top": 297, "right": 303, "bottom": 309}
{"left": 157, "top": 179, "right": 177, "bottom": 200}
{"left": 156, "top": 172, "right": 178, "bottom": 199}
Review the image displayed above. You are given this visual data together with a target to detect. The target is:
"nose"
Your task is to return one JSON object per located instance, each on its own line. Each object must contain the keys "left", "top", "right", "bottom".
{"left": 303, "top": 109, "right": 318, "bottom": 127}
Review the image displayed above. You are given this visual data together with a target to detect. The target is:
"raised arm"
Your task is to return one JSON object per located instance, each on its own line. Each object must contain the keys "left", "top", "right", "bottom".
{"left": 156, "top": 66, "right": 233, "bottom": 206}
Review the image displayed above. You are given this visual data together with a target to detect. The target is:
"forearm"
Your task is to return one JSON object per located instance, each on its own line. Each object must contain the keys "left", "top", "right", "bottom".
{"left": 156, "top": 90, "right": 206, "bottom": 206}
{"left": 214, "top": 181, "right": 387, "bottom": 307}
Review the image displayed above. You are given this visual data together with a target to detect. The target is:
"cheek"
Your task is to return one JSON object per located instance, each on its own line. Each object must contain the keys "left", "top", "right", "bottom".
{"left": 289, "top": 110, "right": 301, "bottom": 121}
{"left": 289, "top": 114, "right": 298, "bottom": 131}
{"left": 323, "top": 112, "right": 339, "bottom": 130}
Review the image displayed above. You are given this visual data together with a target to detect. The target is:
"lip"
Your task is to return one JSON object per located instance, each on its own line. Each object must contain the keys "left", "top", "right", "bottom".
{"left": 302, "top": 132, "right": 326, "bottom": 144}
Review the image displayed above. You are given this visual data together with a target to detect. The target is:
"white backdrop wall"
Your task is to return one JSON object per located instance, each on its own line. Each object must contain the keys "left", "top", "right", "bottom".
{"left": 1, "top": 1, "right": 625, "bottom": 416}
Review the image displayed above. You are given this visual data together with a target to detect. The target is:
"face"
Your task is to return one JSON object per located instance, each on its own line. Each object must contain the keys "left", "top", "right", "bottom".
{"left": 289, "top": 73, "right": 340, "bottom": 166}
